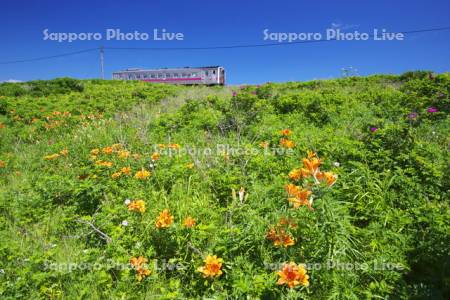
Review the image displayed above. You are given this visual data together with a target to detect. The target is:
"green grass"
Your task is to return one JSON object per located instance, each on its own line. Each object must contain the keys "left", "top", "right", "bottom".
{"left": 0, "top": 72, "right": 449, "bottom": 299}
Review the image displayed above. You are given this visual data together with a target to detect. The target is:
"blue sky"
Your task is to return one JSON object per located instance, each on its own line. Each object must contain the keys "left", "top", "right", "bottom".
{"left": 1, "top": 0, "right": 450, "bottom": 84}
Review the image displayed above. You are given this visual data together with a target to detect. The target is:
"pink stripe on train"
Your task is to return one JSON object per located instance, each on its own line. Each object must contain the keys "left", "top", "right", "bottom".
{"left": 142, "top": 77, "right": 202, "bottom": 82}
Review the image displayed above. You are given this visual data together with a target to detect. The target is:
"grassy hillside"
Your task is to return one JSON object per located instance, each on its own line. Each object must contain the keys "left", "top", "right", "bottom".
{"left": 0, "top": 73, "right": 448, "bottom": 299}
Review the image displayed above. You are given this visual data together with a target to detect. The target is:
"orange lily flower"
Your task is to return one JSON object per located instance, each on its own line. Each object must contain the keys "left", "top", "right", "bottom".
{"left": 155, "top": 209, "right": 174, "bottom": 228}
{"left": 280, "top": 129, "right": 292, "bottom": 136}
{"left": 276, "top": 262, "right": 309, "bottom": 288}
{"left": 135, "top": 168, "right": 151, "bottom": 180}
{"left": 183, "top": 216, "right": 196, "bottom": 228}
{"left": 197, "top": 255, "right": 223, "bottom": 278}
{"left": 127, "top": 200, "right": 146, "bottom": 213}
{"left": 130, "top": 256, "right": 151, "bottom": 281}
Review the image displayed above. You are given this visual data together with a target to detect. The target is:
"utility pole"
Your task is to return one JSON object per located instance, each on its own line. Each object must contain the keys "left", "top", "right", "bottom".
{"left": 100, "top": 46, "right": 105, "bottom": 79}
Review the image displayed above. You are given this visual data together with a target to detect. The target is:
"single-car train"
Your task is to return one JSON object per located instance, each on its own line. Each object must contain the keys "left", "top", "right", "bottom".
{"left": 112, "top": 66, "right": 225, "bottom": 85}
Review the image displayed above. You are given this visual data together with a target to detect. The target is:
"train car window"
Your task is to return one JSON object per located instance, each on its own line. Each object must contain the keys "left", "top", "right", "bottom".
{"left": 151, "top": 74, "right": 156, "bottom": 78}
{"left": 205, "top": 71, "right": 209, "bottom": 76}
{"left": 174, "top": 73, "right": 179, "bottom": 78}
{"left": 192, "top": 73, "right": 197, "bottom": 77}
{"left": 158, "top": 73, "right": 163, "bottom": 78}
{"left": 213, "top": 70, "right": 216, "bottom": 74}
{"left": 182, "top": 73, "right": 187, "bottom": 77}
{"left": 137, "top": 74, "right": 141, "bottom": 79}
{"left": 166, "top": 73, "right": 172, "bottom": 78}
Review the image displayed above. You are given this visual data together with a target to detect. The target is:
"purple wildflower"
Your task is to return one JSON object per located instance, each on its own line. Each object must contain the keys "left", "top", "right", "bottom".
{"left": 370, "top": 127, "right": 378, "bottom": 133}
{"left": 426, "top": 107, "right": 438, "bottom": 113}
{"left": 232, "top": 91, "right": 237, "bottom": 97}
{"left": 407, "top": 112, "right": 418, "bottom": 120}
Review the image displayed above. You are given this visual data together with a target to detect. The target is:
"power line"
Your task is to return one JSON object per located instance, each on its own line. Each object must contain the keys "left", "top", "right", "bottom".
{"left": 105, "top": 26, "right": 450, "bottom": 50}
{"left": 0, "top": 47, "right": 99, "bottom": 65}
{"left": 0, "top": 26, "right": 450, "bottom": 64}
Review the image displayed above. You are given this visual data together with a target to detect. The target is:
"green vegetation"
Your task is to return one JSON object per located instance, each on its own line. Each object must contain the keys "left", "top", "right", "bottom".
{"left": 0, "top": 73, "right": 448, "bottom": 299}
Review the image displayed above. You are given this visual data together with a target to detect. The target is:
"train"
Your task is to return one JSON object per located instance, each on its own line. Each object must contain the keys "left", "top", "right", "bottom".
{"left": 112, "top": 66, "right": 225, "bottom": 85}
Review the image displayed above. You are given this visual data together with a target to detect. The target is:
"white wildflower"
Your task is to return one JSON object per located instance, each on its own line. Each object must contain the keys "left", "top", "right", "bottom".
{"left": 238, "top": 187, "right": 245, "bottom": 203}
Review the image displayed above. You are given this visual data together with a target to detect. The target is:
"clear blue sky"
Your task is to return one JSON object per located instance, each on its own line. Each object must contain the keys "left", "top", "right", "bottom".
{"left": 1, "top": 0, "right": 450, "bottom": 84}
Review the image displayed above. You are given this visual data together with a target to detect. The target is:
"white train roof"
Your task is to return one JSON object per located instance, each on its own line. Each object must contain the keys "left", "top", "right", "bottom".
{"left": 114, "top": 66, "right": 222, "bottom": 73}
